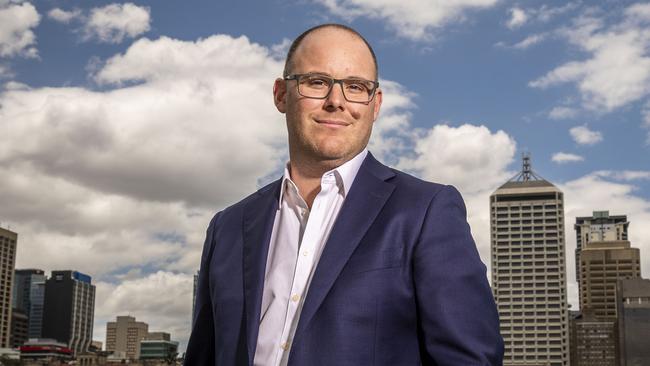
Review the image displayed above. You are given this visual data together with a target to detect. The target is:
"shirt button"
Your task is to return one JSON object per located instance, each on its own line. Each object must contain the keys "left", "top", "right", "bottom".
{"left": 281, "top": 342, "right": 290, "bottom": 350}
{"left": 291, "top": 294, "right": 300, "bottom": 302}
{"left": 302, "top": 251, "right": 308, "bottom": 256}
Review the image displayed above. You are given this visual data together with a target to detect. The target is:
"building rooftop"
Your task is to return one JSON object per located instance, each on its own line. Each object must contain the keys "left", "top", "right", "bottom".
{"left": 493, "top": 153, "right": 559, "bottom": 193}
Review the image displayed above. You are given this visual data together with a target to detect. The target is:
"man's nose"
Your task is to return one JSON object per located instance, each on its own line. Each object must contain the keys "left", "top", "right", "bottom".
{"left": 324, "top": 81, "right": 346, "bottom": 110}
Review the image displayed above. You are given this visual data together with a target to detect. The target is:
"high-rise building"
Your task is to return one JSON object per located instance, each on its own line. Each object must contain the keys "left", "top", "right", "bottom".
{"left": 41, "top": 270, "right": 96, "bottom": 355}
{"left": 577, "top": 213, "right": 640, "bottom": 320}
{"left": 28, "top": 278, "right": 45, "bottom": 338}
{"left": 570, "top": 309, "right": 617, "bottom": 366}
{"left": 105, "top": 315, "right": 149, "bottom": 360}
{"left": 10, "top": 308, "right": 28, "bottom": 348}
{"left": 0, "top": 227, "right": 18, "bottom": 348}
{"left": 12, "top": 269, "right": 46, "bottom": 339}
{"left": 616, "top": 278, "right": 650, "bottom": 366}
{"left": 490, "top": 154, "right": 569, "bottom": 366}
{"left": 574, "top": 212, "right": 629, "bottom": 301}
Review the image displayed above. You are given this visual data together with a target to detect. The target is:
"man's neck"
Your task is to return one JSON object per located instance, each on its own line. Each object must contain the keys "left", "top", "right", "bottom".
{"left": 288, "top": 154, "right": 349, "bottom": 208}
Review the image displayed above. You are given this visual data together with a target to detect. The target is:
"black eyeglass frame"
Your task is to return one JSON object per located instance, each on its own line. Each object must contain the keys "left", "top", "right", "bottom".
{"left": 283, "top": 73, "right": 380, "bottom": 104}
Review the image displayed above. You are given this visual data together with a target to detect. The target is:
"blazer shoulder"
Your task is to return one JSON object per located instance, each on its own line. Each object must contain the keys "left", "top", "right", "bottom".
{"left": 387, "top": 167, "right": 451, "bottom": 199}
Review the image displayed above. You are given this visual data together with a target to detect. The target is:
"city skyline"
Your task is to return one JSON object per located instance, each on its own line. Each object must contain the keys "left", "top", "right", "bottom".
{"left": 1, "top": 0, "right": 649, "bottom": 353}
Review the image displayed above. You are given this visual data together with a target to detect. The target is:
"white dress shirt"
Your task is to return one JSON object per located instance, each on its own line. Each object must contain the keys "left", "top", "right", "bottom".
{"left": 253, "top": 149, "right": 368, "bottom": 366}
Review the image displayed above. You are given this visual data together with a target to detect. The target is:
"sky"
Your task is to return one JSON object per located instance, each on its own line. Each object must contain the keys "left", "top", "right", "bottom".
{"left": 1, "top": 0, "right": 649, "bottom": 354}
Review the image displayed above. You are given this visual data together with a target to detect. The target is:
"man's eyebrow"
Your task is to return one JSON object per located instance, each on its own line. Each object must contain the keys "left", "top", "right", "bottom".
{"left": 302, "top": 71, "right": 374, "bottom": 80}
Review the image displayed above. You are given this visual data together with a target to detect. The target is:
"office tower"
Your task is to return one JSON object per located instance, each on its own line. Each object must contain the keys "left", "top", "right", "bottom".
{"left": 570, "top": 310, "right": 617, "bottom": 366}
{"left": 41, "top": 270, "right": 96, "bottom": 355}
{"left": 105, "top": 315, "right": 149, "bottom": 360}
{"left": 12, "top": 269, "right": 46, "bottom": 339}
{"left": 574, "top": 212, "right": 629, "bottom": 301}
{"left": 577, "top": 213, "right": 640, "bottom": 319}
{"left": 10, "top": 308, "right": 28, "bottom": 348}
{"left": 616, "top": 278, "right": 650, "bottom": 366}
{"left": 0, "top": 227, "right": 18, "bottom": 348}
{"left": 490, "top": 154, "right": 569, "bottom": 366}
{"left": 28, "top": 278, "right": 45, "bottom": 338}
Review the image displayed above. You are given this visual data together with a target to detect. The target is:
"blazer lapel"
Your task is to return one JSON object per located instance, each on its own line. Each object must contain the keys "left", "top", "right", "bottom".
{"left": 242, "top": 179, "right": 281, "bottom": 364}
{"left": 294, "top": 153, "right": 396, "bottom": 336}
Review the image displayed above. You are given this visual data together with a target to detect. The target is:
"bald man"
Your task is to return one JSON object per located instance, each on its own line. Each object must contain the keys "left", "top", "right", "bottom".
{"left": 185, "top": 24, "right": 503, "bottom": 366}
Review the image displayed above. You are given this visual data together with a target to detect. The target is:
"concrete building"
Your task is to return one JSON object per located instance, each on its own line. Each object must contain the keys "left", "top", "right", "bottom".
{"left": 10, "top": 308, "right": 28, "bottom": 348}
{"left": 19, "top": 338, "right": 73, "bottom": 363}
{"left": 490, "top": 154, "right": 569, "bottom": 366}
{"left": 578, "top": 230, "right": 640, "bottom": 320}
{"left": 0, "top": 227, "right": 17, "bottom": 348}
{"left": 105, "top": 315, "right": 149, "bottom": 360}
{"left": 12, "top": 269, "right": 46, "bottom": 339}
{"left": 570, "top": 309, "right": 617, "bottom": 366}
{"left": 617, "top": 278, "right": 650, "bottom": 366}
{"left": 574, "top": 212, "right": 628, "bottom": 299}
{"left": 41, "top": 270, "right": 96, "bottom": 355}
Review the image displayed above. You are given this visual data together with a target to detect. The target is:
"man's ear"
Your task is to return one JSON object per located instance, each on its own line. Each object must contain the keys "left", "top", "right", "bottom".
{"left": 372, "top": 87, "right": 383, "bottom": 121}
{"left": 273, "top": 78, "right": 287, "bottom": 113}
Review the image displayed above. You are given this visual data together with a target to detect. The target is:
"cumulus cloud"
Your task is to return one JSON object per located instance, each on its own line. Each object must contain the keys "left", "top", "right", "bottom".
{"left": 507, "top": 7, "right": 528, "bottom": 29}
{"left": 48, "top": 8, "right": 82, "bottom": 24}
{"left": 549, "top": 106, "right": 579, "bottom": 120}
{"left": 552, "top": 152, "right": 584, "bottom": 164}
{"left": 315, "top": 0, "right": 498, "bottom": 41}
{"left": 530, "top": 4, "right": 650, "bottom": 112}
{"left": 0, "top": 1, "right": 40, "bottom": 58}
{"left": 570, "top": 124, "right": 603, "bottom": 145}
{"left": 83, "top": 3, "right": 151, "bottom": 43}
{"left": 512, "top": 33, "right": 547, "bottom": 49}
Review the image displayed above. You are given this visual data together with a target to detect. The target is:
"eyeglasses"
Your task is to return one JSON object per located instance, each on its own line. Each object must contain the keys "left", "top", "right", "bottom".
{"left": 284, "top": 73, "right": 379, "bottom": 104}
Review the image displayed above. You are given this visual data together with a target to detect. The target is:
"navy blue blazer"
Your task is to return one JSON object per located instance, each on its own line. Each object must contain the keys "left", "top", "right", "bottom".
{"left": 185, "top": 153, "right": 504, "bottom": 365}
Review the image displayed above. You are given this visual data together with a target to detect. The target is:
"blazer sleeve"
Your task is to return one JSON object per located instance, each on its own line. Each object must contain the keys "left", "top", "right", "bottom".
{"left": 184, "top": 212, "right": 221, "bottom": 366}
{"left": 413, "top": 185, "right": 504, "bottom": 365}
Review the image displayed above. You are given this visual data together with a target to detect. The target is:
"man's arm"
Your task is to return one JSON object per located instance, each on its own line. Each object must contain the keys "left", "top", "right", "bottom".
{"left": 413, "top": 185, "right": 504, "bottom": 365}
{"left": 184, "top": 212, "right": 221, "bottom": 366}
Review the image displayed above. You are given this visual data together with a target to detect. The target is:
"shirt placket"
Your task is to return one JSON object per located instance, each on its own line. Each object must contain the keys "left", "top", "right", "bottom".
{"left": 274, "top": 174, "right": 338, "bottom": 365}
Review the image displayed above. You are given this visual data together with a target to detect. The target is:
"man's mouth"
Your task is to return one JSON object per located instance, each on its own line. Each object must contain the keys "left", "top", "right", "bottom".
{"left": 315, "top": 119, "right": 350, "bottom": 128}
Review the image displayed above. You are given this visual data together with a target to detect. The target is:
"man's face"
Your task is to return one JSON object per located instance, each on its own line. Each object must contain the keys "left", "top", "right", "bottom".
{"left": 273, "top": 28, "right": 382, "bottom": 167}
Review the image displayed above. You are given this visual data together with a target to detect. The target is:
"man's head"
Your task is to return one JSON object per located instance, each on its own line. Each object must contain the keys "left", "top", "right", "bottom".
{"left": 273, "top": 24, "right": 383, "bottom": 169}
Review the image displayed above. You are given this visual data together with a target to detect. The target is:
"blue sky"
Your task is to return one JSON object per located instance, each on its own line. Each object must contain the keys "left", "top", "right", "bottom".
{"left": 1, "top": 0, "right": 649, "bottom": 353}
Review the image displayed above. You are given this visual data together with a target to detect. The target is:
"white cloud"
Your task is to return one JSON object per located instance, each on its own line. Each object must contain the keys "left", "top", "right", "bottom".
{"left": 593, "top": 170, "right": 650, "bottom": 181}
{"left": 570, "top": 124, "right": 603, "bottom": 145}
{"left": 552, "top": 152, "right": 584, "bottom": 164}
{"left": 507, "top": 7, "right": 528, "bottom": 29}
{"left": 512, "top": 33, "right": 547, "bottom": 49}
{"left": 48, "top": 8, "right": 82, "bottom": 24}
{"left": 549, "top": 106, "right": 579, "bottom": 120}
{"left": 0, "top": 1, "right": 40, "bottom": 58}
{"left": 83, "top": 3, "right": 150, "bottom": 43}
{"left": 316, "top": 0, "right": 498, "bottom": 41}
{"left": 530, "top": 5, "right": 650, "bottom": 112}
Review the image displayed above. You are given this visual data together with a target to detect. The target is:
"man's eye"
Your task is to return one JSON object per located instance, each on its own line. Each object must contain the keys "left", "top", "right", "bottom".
{"left": 345, "top": 82, "right": 367, "bottom": 93}
{"left": 305, "top": 77, "right": 330, "bottom": 88}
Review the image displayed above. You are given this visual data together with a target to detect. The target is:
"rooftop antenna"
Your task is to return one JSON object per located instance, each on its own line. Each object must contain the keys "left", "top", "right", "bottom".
{"left": 507, "top": 151, "right": 544, "bottom": 182}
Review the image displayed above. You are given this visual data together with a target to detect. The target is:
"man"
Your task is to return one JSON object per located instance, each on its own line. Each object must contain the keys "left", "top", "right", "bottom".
{"left": 186, "top": 24, "right": 503, "bottom": 365}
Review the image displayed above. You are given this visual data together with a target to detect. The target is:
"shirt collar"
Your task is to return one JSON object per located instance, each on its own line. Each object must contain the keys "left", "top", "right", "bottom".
{"left": 278, "top": 149, "right": 368, "bottom": 205}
